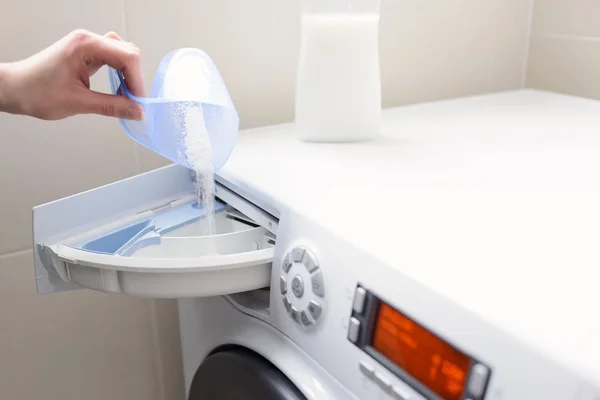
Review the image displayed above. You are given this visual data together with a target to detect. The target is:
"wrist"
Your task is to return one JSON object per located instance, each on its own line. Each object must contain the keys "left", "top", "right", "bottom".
{"left": 0, "top": 64, "right": 7, "bottom": 111}
{"left": 0, "top": 63, "right": 21, "bottom": 115}
{"left": 0, "top": 63, "right": 13, "bottom": 113}
{"left": 0, "top": 64, "right": 11, "bottom": 111}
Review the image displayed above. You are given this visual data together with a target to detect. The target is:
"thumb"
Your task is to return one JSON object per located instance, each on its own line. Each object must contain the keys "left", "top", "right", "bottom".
{"left": 76, "top": 90, "right": 144, "bottom": 120}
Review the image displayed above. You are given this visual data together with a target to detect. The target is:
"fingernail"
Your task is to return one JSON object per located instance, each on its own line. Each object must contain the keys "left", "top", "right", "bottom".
{"left": 125, "top": 105, "right": 144, "bottom": 120}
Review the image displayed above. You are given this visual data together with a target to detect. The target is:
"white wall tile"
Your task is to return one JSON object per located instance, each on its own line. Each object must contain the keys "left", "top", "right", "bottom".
{"left": 532, "top": 0, "right": 600, "bottom": 37}
{"left": 0, "top": 251, "right": 162, "bottom": 400}
{"left": 124, "top": 0, "right": 528, "bottom": 136}
{"left": 124, "top": 0, "right": 301, "bottom": 130}
{"left": 526, "top": 35, "right": 600, "bottom": 100}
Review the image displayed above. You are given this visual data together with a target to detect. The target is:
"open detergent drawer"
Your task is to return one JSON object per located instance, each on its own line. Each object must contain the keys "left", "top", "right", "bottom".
{"left": 32, "top": 164, "right": 278, "bottom": 298}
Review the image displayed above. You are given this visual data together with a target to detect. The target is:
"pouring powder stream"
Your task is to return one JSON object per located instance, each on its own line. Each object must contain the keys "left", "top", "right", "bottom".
{"left": 181, "top": 103, "right": 216, "bottom": 236}
{"left": 160, "top": 54, "right": 218, "bottom": 236}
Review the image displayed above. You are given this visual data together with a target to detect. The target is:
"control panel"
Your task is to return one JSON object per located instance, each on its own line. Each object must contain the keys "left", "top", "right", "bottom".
{"left": 280, "top": 246, "right": 325, "bottom": 327}
{"left": 348, "top": 285, "right": 492, "bottom": 400}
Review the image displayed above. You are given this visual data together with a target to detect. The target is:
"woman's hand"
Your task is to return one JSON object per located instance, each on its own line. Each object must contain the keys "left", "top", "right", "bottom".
{"left": 0, "top": 29, "right": 145, "bottom": 120}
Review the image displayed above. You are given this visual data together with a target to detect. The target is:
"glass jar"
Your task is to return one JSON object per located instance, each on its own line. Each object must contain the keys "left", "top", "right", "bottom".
{"left": 295, "top": 0, "right": 382, "bottom": 142}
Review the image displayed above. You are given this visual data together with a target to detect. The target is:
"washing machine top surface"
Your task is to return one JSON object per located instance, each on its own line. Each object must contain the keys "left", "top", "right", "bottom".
{"left": 217, "top": 89, "right": 600, "bottom": 384}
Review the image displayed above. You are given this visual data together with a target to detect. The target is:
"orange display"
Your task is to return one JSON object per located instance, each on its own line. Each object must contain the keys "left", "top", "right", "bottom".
{"left": 372, "top": 303, "right": 471, "bottom": 400}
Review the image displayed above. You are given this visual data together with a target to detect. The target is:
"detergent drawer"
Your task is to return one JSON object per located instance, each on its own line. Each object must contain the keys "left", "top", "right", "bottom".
{"left": 32, "top": 164, "right": 278, "bottom": 298}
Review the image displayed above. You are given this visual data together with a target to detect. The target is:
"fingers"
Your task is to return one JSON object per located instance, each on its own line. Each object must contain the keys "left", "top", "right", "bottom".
{"left": 86, "top": 31, "right": 128, "bottom": 77}
{"left": 74, "top": 88, "right": 144, "bottom": 120}
{"left": 82, "top": 32, "right": 146, "bottom": 97}
{"left": 104, "top": 31, "right": 123, "bottom": 41}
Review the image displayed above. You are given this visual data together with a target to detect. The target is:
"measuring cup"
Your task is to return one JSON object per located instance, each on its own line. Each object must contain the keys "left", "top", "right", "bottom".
{"left": 108, "top": 48, "right": 239, "bottom": 172}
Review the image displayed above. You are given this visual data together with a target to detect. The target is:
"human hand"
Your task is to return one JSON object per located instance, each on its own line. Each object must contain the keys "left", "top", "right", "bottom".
{"left": 0, "top": 29, "right": 145, "bottom": 120}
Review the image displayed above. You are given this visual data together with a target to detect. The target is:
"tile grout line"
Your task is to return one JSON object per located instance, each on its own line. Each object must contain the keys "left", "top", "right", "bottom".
{"left": 119, "top": 0, "right": 143, "bottom": 177}
{"left": 118, "top": 2, "right": 167, "bottom": 399}
{"left": 531, "top": 31, "right": 600, "bottom": 42}
{"left": 149, "top": 299, "right": 168, "bottom": 400}
{"left": 521, "top": 0, "right": 537, "bottom": 88}
{"left": 486, "top": 1, "right": 494, "bottom": 93}
{"left": 119, "top": 0, "right": 129, "bottom": 40}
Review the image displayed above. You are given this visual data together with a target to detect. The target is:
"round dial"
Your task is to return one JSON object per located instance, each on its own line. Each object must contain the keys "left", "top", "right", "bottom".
{"left": 280, "top": 246, "right": 324, "bottom": 327}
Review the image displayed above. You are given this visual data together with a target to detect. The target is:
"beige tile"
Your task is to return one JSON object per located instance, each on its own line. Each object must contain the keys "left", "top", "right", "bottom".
{"left": 0, "top": 102, "right": 138, "bottom": 254}
{"left": 526, "top": 35, "right": 600, "bottom": 100}
{"left": 532, "top": 0, "right": 600, "bottom": 37}
{"left": 379, "top": 0, "right": 527, "bottom": 108}
{"left": 0, "top": 0, "right": 139, "bottom": 254}
{"left": 150, "top": 299, "right": 185, "bottom": 400}
{"left": 0, "top": 250, "right": 161, "bottom": 400}
{"left": 0, "top": 0, "right": 127, "bottom": 60}
{"left": 124, "top": 0, "right": 301, "bottom": 130}
{"left": 379, "top": 0, "right": 488, "bottom": 106}
{"left": 486, "top": 0, "right": 533, "bottom": 91}
{"left": 136, "top": 144, "right": 172, "bottom": 174}
{"left": 124, "top": 0, "right": 530, "bottom": 133}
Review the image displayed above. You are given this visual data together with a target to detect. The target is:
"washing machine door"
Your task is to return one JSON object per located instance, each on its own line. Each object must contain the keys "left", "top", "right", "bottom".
{"left": 189, "top": 348, "right": 306, "bottom": 400}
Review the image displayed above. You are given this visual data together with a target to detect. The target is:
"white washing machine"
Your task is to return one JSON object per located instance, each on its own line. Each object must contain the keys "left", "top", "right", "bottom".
{"left": 33, "top": 90, "right": 600, "bottom": 400}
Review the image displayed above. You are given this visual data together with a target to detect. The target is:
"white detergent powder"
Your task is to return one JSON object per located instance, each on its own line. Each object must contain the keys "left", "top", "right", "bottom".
{"left": 162, "top": 56, "right": 216, "bottom": 236}
{"left": 183, "top": 105, "right": 216, "bottom": 236}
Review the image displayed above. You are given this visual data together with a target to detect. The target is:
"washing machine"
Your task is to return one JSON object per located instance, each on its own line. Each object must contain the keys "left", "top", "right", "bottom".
{"left": 33, "top": 90, "right": 600, "bottom": 400}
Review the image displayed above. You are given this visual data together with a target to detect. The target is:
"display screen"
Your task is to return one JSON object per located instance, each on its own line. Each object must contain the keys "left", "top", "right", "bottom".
{"left": 371, "top": 302, "right": 471, "bottom": 400}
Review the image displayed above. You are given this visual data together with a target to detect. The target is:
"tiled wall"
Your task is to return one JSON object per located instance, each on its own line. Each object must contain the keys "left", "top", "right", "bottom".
{"left": 0, "top": 0, "right": 532, "bottom": 399}
{"left": 526, "top": 0, "right": 600, "bottom": 99}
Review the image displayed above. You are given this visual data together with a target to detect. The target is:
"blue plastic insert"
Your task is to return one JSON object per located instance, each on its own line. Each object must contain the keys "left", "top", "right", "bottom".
{"left": 77, "top": 200, "right": 227, "bottom": 256}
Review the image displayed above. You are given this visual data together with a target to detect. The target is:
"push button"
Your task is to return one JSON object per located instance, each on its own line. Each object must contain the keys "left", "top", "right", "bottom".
{"left": 280, "top": 276, "right": 287, "bottom": 295}
{"left": 467, "top": 363, "right": 490, "bottom": 398}
{"left": 290, "top": 306, "right": 300, "bottom": 324}
{"left": 308, "top": 300, "right": 322, "bottom": 320}
{"left": 348, "top": 317, "right": 361, "bottom": 343}
{"left": 283, "top": 296, "right": 292, "bottom": 313}
{"left": 359, "top": 361, "right": 375, "bottom": 378}
{"left": 300, "top": 311, "right": 313, "bottom": 326}
{"left": 291, "top": 274, "right": 304, "bottom": 298}
{"left": 310, "top": 269, "right": 325, "bottom": 297}
{"left": 302, "top": 251, "right": 319, "bottom": 273}
{"left": 352, "top": 287, "right": 367, "bottom": 314}
{"left": 374, "top": 371, "right": 392, "bottom": 392}
{"left": 292, "top": 247, "right": 305, "bottom": 262}
{"left": 282, "top": 254, "right": 292, "bottom": 273}
{"left": 391, "top": 385, "right": 411, "bottom": 400}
